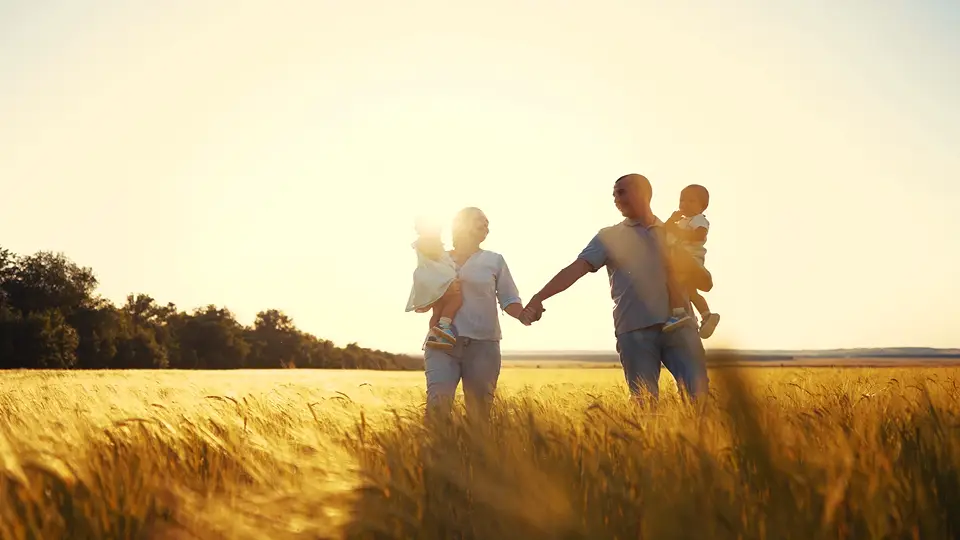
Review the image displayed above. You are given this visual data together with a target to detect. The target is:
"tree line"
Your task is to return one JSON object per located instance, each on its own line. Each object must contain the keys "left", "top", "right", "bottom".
{"left": 0, "top": 246, "right": 420, "bottom": 370}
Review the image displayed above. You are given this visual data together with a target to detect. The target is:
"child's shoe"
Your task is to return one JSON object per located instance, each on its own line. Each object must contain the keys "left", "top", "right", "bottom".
{"left": 424, "top": 333, "right": 454, "bottom": 350}
{"left": 662, "top": 309, "right": 692, "bottom": 332}
{"left": 699, "top": 313, "right": 720, "bottom": 339}
{"left": 425, "top": 321, "right": 457, "bottom": 349}
{"left": 432, "top": 320, "right": 456, "bottom": 342}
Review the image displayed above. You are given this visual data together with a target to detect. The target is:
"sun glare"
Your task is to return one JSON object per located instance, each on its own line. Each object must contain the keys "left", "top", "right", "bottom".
{"left": 411, "top": 207, "right": 456, "bottom": 244}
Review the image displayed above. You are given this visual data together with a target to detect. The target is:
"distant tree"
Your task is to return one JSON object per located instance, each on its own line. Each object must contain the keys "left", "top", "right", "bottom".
{"left": 0, "top": 304, "right": 20, "bottom": 368}
{"left": 0, "top": 245, "right": 419, "bottom": 371}
{"left": 1, "top": 251, "right": 97, "bottom": 316}
{"left": 0, "top": 247, "right": 16, "bottom": 292}
{"left": 122, "top": 294, "right": 175, "bottom": 329}
{"left": 0, "top": 250, "right": 82, "bottom": 368}
{"left": 114, "top": 294, "right": 173, "bottom": 368}
{"left": 246, "top": 309, "right": 303, "bottom": 368}
{"left": 173, "top": 305, "right": 250, "bottom": 369}
{"left": 297, "top": 335, "right": 338, "bottom": 369}
{"left": 14, "top": 309, "right": 79, "bottom": 368}
{"left": 114, "top": 327, "right": 169, "bottom": 369}
{"left": 70, "top": 299, "right": 124, "bottom": 369}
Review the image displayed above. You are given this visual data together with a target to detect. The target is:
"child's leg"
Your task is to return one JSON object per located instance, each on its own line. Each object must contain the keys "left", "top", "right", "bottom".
{"left": 688, "top": 283, "right": 721, "bottom": 339}
{"left": 667, "top": 278, "right": 687, "bottom": 312}
{"left": 428, "top": 303, "right": 443, "bottom": 329}
{"left": 662, "top": 248, "right": 692, "bottom": 332}
{"left": 688, "top": 287, "right": 710, "bottom": 317}
{"left": 424, "top": 297, "right": 455, "bottom": 350}
{"left": 437, "top": 280, "right": 462, "bottom": 324}
{"left": 427, "top": 281, "right": 461, "bottom": 344}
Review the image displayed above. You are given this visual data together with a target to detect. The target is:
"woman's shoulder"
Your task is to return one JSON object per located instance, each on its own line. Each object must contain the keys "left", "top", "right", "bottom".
{"left": 477, "top": 249, "right": 509, "bottom": 268}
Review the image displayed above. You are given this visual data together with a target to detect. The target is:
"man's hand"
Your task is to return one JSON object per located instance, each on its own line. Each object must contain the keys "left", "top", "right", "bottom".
{"left": 520, "top": 298, "right": 545, "bottom": 325}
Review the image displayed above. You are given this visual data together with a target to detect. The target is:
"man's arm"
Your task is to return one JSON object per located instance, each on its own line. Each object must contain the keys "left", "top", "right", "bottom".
{"left": 527, "top": 259, "right": 593, "bottom": 310}
{"left": 523, "top": 232, "right": 606, "bottom": 323}
{"left": 669, "top": 246, "right": 714, "bottom": 292}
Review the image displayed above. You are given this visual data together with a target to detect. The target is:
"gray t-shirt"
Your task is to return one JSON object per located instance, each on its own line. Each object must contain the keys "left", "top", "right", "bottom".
{"left": 577, "top": 218, "right": 672, "bottom": 336}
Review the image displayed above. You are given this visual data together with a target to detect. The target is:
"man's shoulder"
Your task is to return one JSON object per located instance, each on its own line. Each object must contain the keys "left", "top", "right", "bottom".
{"left": 596, "top": 220, "right": 630, "bottom": 237}
{"left": 597, "top": 218, "right": 663, "bottom": 238}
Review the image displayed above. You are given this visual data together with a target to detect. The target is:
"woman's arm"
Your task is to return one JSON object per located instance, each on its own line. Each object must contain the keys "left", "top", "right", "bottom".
{"left": 503, "top": 302, "right": 525, "bottom": 321}
{"left": 494, "top": 255, "right": 527, "bottom": 323}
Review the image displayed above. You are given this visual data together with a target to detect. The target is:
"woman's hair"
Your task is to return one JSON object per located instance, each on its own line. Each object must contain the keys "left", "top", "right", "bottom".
{"left": 451, "top": 207, "right": 485, "bottom": 246}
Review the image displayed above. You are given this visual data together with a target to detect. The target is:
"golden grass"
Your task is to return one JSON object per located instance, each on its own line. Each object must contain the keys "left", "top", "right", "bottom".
{"left": 1, "top": 367, "right": 959, "bottom": 539}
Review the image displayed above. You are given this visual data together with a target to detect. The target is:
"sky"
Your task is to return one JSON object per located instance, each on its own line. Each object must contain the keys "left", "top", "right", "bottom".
{"left": 1, "top": 1, "right": 958, "bottom": 354}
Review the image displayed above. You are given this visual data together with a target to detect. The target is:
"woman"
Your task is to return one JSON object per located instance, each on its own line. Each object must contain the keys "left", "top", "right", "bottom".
{"left": 422, "top": 207, "right": 528, "bottom": 418}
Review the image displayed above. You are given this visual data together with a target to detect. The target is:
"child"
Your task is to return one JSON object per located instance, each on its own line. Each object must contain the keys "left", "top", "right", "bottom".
{"left": 404, "top": 217, "right": 463, "bottom": 349}
{"left": 662, "top": 184, "right": 721, "bottom": 339}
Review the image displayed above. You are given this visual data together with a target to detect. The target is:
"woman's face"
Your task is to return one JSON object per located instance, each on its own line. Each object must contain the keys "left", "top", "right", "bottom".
{"left": 455, "top": 208, "right": 489, "bottom": 245}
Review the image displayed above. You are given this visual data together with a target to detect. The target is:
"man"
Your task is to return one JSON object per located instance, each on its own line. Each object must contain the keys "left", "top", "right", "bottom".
{"left": 522, "top": 174, "right": 710, "bottom": 401}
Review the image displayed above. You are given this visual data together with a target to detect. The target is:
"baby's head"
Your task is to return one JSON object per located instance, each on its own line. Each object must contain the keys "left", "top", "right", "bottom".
{"left": 414, "top": 216, "right": 445, "bottom": 259}
{"left": 415, "top": 216, "right": 442, "bottom": 238}
{"left": 679, "top": 184, "right": 709, "bottom": 217}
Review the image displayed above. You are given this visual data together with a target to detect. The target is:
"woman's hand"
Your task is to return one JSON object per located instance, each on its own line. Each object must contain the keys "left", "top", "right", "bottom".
{"left": 519, "top": 299, "right": 544, "bottom": 325}
{"left": 504, "top": 303, "right": 532, "bottom": 325}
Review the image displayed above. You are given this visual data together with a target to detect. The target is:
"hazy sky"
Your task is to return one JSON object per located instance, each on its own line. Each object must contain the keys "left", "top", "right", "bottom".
{"left": 2, "top": 1, "right": 958, "bottom": 354}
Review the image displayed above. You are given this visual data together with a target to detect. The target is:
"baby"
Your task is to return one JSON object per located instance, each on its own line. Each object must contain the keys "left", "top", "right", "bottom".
{"left": 404, "top": 218, "right": 463, "bottom": 349}
{"left": 662, "top": 184, "right": 721, "bottom": 339}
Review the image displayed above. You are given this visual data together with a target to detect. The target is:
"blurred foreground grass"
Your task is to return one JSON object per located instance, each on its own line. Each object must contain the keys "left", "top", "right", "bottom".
{"left": 1, "top": 367, "right": 959, "bottom": 539}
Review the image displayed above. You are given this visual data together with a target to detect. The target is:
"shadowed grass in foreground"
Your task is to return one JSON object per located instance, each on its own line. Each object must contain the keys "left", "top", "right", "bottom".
{"left": 1, "top": 367, "right": 959, "bottom": 538}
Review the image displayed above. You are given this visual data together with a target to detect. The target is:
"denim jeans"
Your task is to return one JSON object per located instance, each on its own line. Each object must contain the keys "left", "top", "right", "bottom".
{"left": 615, "top": 324, "right": 708, "bottom": 401}
{"left": 424, "top": 337, "right": 501, "bottom": 418}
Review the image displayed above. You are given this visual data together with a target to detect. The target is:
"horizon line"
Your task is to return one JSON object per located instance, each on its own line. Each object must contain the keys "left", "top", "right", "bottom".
{"left": 397, "top": 346, "right": 960, "bottom": 356}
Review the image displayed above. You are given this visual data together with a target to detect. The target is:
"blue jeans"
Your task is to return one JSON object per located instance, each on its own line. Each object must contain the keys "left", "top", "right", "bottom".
{"left": 423, "top": 337, "right": 502, "bottom": 418}
{"left": 615, "top": 324, "right": 708, "bottom": 401}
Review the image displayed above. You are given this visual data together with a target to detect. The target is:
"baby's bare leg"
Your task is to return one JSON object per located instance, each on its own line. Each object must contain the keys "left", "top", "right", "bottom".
{"left": 438, "top": 280, "right": 462, "bottom": 321}
{"left": 688, "top": 285, "right": 710, "bottom": 317}
{"left": 690, "top": 280, "right": 720, "bottom": 338}
{"left": 428, "top": 304, "right": 442, "bottom": 328}
{"left": 428, "top": 281, "right": 461, "bottom": 328}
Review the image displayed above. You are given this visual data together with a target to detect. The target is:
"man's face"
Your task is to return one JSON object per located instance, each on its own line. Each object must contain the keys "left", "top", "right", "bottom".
{"left": 613, "top": 178, "right": 646, "bottom": 218}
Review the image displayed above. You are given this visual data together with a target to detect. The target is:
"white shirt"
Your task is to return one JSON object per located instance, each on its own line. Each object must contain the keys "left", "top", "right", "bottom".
{"left": 450, "top": 249, "right": 521, "bottom": 341}
{"left": 675, "top": 214, "right": 710, "bottom": 260}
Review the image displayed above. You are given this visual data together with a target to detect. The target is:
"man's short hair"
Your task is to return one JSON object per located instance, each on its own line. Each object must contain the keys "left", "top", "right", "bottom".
{"left": 682, "top": 184, "right": 709, "bottom": 210}
{"left": 616, "top": 174, "right": 652, "bottom": 201}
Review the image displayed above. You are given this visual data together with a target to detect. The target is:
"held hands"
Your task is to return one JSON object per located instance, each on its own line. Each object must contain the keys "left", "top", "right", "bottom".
{"left": 519, "top": 297, "right": 545, "bottom": 326}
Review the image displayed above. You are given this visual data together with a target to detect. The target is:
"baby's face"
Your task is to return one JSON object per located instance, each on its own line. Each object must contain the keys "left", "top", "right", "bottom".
{"left": 678, "top": 191, "right": 703, "bottom": 217}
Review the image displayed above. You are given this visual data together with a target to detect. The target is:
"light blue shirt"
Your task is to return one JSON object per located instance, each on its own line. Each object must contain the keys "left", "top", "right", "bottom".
{"left": 578, "top": 218, "right": 673, "bottom": 336}
{"left": 450, "top": 249, "right": 521, "bottom": 341}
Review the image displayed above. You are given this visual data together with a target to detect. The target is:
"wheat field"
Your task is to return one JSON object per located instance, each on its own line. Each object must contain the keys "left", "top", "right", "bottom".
{"left": 1, "top": 365, "right": 959, "bottom": 539}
